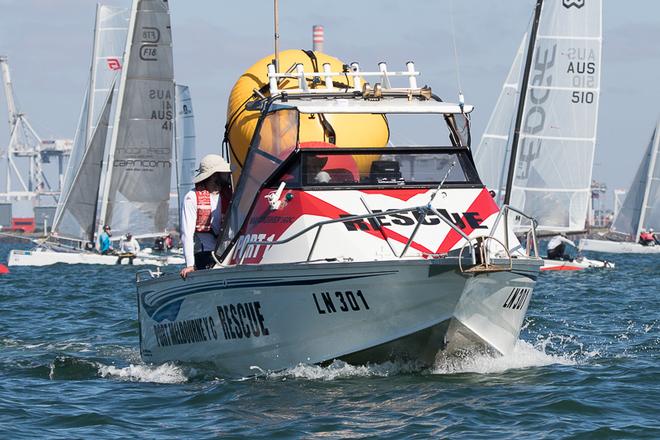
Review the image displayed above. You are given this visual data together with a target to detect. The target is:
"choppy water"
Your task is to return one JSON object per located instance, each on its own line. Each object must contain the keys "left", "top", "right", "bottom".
{"left": 1, "top": 240, "right": 658, "bottom": 438}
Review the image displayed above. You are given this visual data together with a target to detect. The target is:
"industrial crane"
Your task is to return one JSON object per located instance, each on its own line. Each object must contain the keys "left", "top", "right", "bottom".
{"left": 0, "top": 55, "right": 72, "bottom": 203}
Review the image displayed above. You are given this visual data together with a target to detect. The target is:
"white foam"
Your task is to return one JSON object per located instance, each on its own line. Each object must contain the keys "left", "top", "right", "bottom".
{"left": 98, "top": 362, "right": 188, "bottom": 384}
{"left": 267, "top": 359, "right": 421, "bottom": 381}
{"left": 431, "top": 339, "right": 577, "bottom": 375}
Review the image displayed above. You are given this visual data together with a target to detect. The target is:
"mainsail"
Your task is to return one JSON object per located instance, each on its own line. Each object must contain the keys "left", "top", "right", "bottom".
{"left": 474, "top": 35, "right": 527, "bottom": 203}
{"left": 477, "top": 0, "right": 602, "bottom": 233}
{"left": 99, "top": 0, "right": 174, "bottom": 237}
{"left": 52, "top": 88, "right": 115, "bottom": 241}
{"left": 52, "top": 4, "right": 129, "bottom": 240}
{"left": 611, "top": 122, "right": 660, "bottom": 240}
{"left": 174, "top": 84, "right": 197, "bottom": 202}
{"left": 87, "top": 5, "right": 130, "bottom": 140}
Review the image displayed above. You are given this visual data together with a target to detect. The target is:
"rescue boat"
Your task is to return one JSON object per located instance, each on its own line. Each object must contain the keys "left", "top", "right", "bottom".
{"left": 136, "top": 60, "right": 543, "bottom": 376}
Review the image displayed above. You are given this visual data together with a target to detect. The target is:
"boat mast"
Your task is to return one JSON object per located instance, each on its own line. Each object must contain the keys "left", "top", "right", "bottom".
{"left": 273, "top": 0, "right": 280, "bottom": 73}
{"left": 86, "top": 3, "right": 102, "bottom": 143}
{"left": 634, "top": 121, "right": 660, "bottom": 241}
{"left": 173, "top": 82, "right": 182, "bottom": 214}
{"left": 503, "top": 0, "right": 543, "bottom": 205}
{"left": 96, "top": 0, "right": 138, "bottom": 241}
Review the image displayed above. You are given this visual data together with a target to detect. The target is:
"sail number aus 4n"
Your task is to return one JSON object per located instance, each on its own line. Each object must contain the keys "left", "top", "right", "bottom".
{"left": 572, "top": 91, "right": 594, "bottom": 104}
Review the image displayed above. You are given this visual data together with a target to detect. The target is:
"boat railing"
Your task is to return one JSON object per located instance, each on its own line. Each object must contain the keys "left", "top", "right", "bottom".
{"left": 267, "top": 61, "right": 428, "bottom": 97}
{"left": 487, "top": 204, "right": 540, "bottom": 259}
{"left": 237, "top": 203, "right": 478, "bottom": 266}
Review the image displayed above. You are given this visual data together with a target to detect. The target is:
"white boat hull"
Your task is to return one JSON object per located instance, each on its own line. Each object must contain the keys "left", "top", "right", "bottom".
{"left": 7, "top": 248, "right": 184, "bottom": 267}
{"left": 579, "top": 238, "right": 660, "bottom": 254}
{"left": 137, "top": 258, "right": 541, "bottom": 376}
{"left": 541, "top": 256, "right": 615, "bottom": 271}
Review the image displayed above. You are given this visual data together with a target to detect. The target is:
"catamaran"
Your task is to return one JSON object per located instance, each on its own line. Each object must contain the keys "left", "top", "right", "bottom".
{"left": 579, "top": 120, "right": 660, "bottom": 254}
{"left": 474, "top": 0, "right": 611, "bottom": 271}
{"left": 136, "top": 55, "right": 544, "bottom": 376}
{"left": 8, "top": 0, "right": 186, "bottom": 267}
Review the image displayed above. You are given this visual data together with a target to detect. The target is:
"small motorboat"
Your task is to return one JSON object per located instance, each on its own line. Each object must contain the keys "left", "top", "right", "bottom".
{"left": 137, "top": 60, "right": 543, "bottom": 376}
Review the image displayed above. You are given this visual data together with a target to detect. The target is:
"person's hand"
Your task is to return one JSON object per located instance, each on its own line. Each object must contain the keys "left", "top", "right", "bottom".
{"left": 180, "top": 266, "right": 195, "bottom": 279}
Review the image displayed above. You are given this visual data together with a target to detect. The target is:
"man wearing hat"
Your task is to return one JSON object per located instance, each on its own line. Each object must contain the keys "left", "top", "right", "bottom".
{"left": 180, "top": 154, "right": 232, "bottom": 279}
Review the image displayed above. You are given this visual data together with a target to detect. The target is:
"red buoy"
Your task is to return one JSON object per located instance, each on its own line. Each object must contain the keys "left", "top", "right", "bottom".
{"left": 0, "top": 263, "right": 9, "bottom": 274}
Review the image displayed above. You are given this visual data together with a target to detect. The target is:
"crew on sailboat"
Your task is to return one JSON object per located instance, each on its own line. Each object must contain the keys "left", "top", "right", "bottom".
{"left": 547, "top": 233, "right": 576, "bottom": 260}
{"left": 117, "top": 233, "right": 140, "bottom": 264}
{"left": 639, "top": 229, "right": 658, "bottom": 246}
{"left": 180, "top": 154, "right": 232, "bottom": 279}
{"left": 99, "top": 225, "right": 113, "bottom": 255}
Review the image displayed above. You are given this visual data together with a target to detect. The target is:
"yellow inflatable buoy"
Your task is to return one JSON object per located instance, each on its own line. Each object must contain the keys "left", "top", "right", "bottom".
{"left": 225, "top": 49, "right": 389, "bottom": 182}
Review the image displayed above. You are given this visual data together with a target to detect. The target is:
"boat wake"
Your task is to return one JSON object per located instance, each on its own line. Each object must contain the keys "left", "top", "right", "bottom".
{"left": 263, "top": 359, "right": 424, "bottom": 381}
{"left": 97, "top": 362, "right": 188, "bottom": 384}
{"left": 258, "top": 334, "right": 593, "bottom": 381}
{"left": 431, "top": 337, "right": 584, "bottom": 375}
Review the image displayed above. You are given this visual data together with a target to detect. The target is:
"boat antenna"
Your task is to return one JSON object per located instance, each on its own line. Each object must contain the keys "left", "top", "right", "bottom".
{"left": 273, "top": 0, "right": 280, "bottom": 73}
{"left": 503, "top": 0, "right": 544, "bottom": 205}
{"left": 448, "top": 0, "right": 464, "bottom": 112}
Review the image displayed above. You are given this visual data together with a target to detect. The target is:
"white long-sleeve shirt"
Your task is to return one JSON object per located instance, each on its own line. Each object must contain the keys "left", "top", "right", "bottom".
{"left": 181, "top": 190, "right": 221, "bottom": 267}
{"left": 547, "top": 235, "right": 575, "bottom": 251}
{"left": 119, "top": 237, "right": 140, "bottom": 254}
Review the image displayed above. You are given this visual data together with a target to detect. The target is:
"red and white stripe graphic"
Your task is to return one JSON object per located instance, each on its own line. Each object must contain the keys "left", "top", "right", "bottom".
{"left": 313, "top": 25, "right": 324, "bottom": 52}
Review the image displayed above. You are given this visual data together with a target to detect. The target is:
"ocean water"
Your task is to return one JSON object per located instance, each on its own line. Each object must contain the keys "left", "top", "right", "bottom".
{"left": 1, "top": 240, "right": 658, "bottom": 439}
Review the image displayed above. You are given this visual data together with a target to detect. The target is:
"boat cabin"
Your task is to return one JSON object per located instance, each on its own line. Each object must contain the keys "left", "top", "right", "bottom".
{"left": 216, "top": 63, "right": 503, "bottom": 266}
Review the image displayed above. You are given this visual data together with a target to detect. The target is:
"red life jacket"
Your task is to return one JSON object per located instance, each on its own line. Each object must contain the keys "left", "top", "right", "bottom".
{"left": 195, "top": 189, "right": 213, "bottom": 233}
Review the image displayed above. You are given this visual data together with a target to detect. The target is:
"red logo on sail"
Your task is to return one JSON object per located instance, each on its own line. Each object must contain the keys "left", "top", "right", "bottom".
{"left": 107, "top": 58, "right": 122, "bottom": 71}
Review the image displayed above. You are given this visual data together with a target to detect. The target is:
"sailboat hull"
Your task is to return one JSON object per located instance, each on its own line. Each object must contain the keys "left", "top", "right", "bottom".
{"left": 7, "top": 248, "right": 184, "bottom": 267}
{"left": 579, "top": 238, "right": 660, "bottom": 254}
{"left": 541, "top": 256, "right": 614, "bottom": 271}
{"left": 137, "top": 258, "right": 540, "bottom": 377}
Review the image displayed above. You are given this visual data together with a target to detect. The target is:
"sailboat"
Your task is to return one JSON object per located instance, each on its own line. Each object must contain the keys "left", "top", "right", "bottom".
{"left": 8, "top": 0, "right": 185, "bottom": 267}
{"left": 579, "top": 121, "right": 660, "bottom": 254}
{"left": 474, "top": 0, "right": 611, "bottom": 270}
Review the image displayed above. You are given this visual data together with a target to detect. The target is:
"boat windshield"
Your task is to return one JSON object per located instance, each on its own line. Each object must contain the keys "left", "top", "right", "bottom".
{"left": 272, "top": 148, "right": 480, "bottom": 187}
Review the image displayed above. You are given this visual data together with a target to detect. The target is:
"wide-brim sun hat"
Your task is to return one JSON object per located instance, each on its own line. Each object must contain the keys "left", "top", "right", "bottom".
{"left": 194, "top": 154, "right": 231, "bottom": 184}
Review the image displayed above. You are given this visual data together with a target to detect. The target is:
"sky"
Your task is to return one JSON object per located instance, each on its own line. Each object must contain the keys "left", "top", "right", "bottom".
{"left": 1, "top": 0, "right": 659, "bottom": 212}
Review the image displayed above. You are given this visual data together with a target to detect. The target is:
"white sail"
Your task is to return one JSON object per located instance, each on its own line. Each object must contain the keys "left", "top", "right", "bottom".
{"left": 509, "top": 0, "right": 602, "bottom": 232}
{"left": 175, "top": 84, "right": 197, "bottom": 202}
{"left": 474, "top": 35, "right": 527, "bottom": 204}
{"left": 99, "top": 0, "right": 175, "bottom": 237}
{"left": 53, "top": 88, "right": 89, "bottom": 234}
{"left": 643, "top": 123, "right": 660, "bottom": 232}
{"left": 52, "top": 88, "right": 115, "bottom": 241}
{"left": 611, "top": 122, "right": 660, "bottom": 239}
{"left": 53, "top": 4, "right": 129, "bottom": 240}
{"left": 88, "top": 4, "right": 130, "bottom": 140}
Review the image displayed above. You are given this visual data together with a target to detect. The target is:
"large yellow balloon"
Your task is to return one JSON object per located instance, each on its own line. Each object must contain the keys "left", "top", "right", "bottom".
{"left": 226, "top": 49, "right": 389, "bottom": 183}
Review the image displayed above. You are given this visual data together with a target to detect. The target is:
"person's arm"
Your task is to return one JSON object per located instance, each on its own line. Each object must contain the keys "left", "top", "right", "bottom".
{"left": 211, "top": 193, "right": 222, "bottom": 236}
{"left": 180, "top": 192, "right": 197, "bottom": 275}
{"left": 560, "top": 236, "right": 576, "bottom": 247}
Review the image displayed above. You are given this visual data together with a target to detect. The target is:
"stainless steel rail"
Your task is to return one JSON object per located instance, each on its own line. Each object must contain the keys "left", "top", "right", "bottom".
{"left": 237, "top": 203, "right": 478, "bottom": 265}
{"left": 487, "top": 204, "right": 539, "bottom": 258}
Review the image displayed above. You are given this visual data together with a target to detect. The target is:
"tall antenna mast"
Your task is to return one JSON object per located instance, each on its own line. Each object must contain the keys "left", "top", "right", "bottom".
{"left": 503, "top": 0, "right": 544, "bottom": 205}
{"left": 273, "top": 0, "right": 280, "bottom": 73}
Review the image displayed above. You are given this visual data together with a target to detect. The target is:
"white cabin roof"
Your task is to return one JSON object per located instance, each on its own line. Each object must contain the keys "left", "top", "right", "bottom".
{"left": 269, "top": 99, "right": 473, "bottom": 115}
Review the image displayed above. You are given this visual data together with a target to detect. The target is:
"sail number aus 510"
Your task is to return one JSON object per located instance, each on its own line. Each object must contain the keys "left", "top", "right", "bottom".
{"left": 571, "top": 91, "right": 594, "bottom": 104}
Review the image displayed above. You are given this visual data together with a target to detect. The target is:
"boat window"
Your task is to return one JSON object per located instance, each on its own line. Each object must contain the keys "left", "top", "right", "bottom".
{"left": 216, "top": 109, "right": 299, "bottom": 256}
{"left": 272, "top": 149, "right": 479, "bottom": 188}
